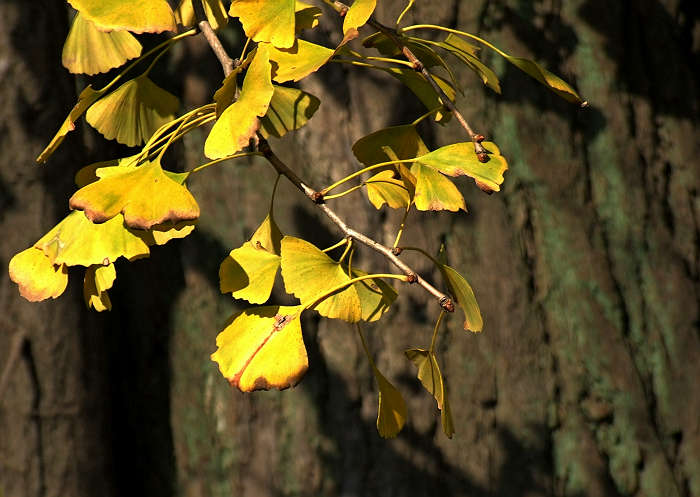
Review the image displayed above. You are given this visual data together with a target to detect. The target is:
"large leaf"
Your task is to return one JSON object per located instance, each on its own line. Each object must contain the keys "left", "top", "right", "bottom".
{"left": 62, "top": 13, "right": 142, "bottom": 75}
{"left": 83, "top": 263, "right": 117, "bottom": 312}
{"left": 349, "top": 268, "right": 397, "bottom": 322}
{"left": 35, "top": 211, "right": 150, "bottom": 267}
{"left": 410, "top": 162, "right": 465, "bottom": 212}
{"left": 383, "top": 68, "right": 455, "bottom": 122}
{"left": 260, "top": 85, "right": 320, "bottom": 138}
{"left": 343, "top": 0, "right": 376, "bottom": 35}
{"left": 439, "top": 264, "right": 482, "bottom": 332}
{"left": 204, "top": 44, "right": 274, "bottom": 159}
{"left": 85, "top": 75, "right": 179, "bottom": 147}
{"left": 280, "top": 236, "right": 362, "bottom": 322}
{"left": 69, "top": 159, "right": 200, "bottom": 229}
{"left": 9, "top": 247, "right": 69, "bottom": 302}
{"left": 175, "top": 0, "right": 228, "bottom": 30}
{"left": 268, "top": 39, "right": 335, "bottom": 83}
{"left": 373, "top": 365, "right": 407, "bottom": 438}
{"left": 212, "top": 305, "right": 307, "bottom": 391}
{"left": 67, "top": 0, "right": 176, "bottom": 34}
{"left": 365, "top": 170, "right": 411, "bottom": 210}
{"left": 405, "top": 348, "right": 455, "bottom": 438}
{"left": 229, "top": 0, "right": 296, "bottom": 49}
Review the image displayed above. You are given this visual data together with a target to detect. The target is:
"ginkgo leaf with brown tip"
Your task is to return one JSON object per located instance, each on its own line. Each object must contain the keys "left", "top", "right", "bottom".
{"left": 9, "top": 247, "right": 69, "bottom": 303}
{"left": 229, "top": 0, "right": 296, "bottom": 49}
{"left": 67, "top": 0, "right": 176, "bottom": 33}
{"left": 83, "top": 263, "right": 117, "bottom": 312}
{"left": 405, "top": 348, "right": 455, "bottom": 438}
{"left": 410, "top": 162, "right": 466, "bottom": 212}
{"left": 212, "top": 305, "right": 307, "bottom": 392}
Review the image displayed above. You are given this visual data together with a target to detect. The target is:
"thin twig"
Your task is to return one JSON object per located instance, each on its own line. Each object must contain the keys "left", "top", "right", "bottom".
{"left": 0, "top": 329, "right": 28, "bottom": 402}
{"left": 194, "top": 0, "right": 235, "bottom": 76}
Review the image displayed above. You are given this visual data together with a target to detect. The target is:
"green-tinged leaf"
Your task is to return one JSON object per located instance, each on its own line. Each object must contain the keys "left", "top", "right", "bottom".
{"left": 442, "top": 33, "right": 480, "bottom": 57}
{"left": 220, "top": 243, "right": 281, "bottom": 304}
{"left": 410, "top": 162, "right": 465, "bottom": 212}
{"left": 372, "top": 366, "right": 407, "bottom": 438}
{"left": 35, "top": 211, "right": 150, "bottom": 267}
{"left": 142, "top": 221, "right": 197, "bottom": 246}
{"left": 280, "top": 236, "right": 362, "bottom": 322}
{"left": 352, "top": 124, "right": 430, "bottom": 167}
{"left": 9, "top": 247, "right": 68, "bottom": 302}
{"left": 213, "top": 65, "right": 244, "bottom": 117}
{"left": 349, "top": 268, "right": 397, "bottom": 322}
{"left": 229, "top": 0, "right": 296, "bottom": 49}
{"left": 212, "top": 305, "right": 307, "bottom": 391}
{"left": 83, "top": 263, "right": 116, "bottom": 312}
{"left": 383, "top": 67, "right": 455, "bottom": 122}
{"left": 441, "top": 35, "right": 500, "bottom": 93}
{"left": 260, "top": 85, "right": 320, "bottom": 138}
{"left": 295, "top": 0, "right": 322, "bottom": 32}
{"left": 250, "top": 213, "right": 283, "bottom": 254}
{"left": 343, "top": 0, "right": 376, "bottom": 35}
{"left": 502, "top": 54, "right": 584, "bottom": 104}
{"left": 69, "top": 159, "right": 200, "bottom": 229}
{"left": 37, "top": 85, "right": 103, "bottom": 163}
{"left": 416, "top": 141, "right": 508, "bottom": 193}
{"left": 86, "top": 74, "right": 179, "bottom": 147}
{"left": 175, "top": 0, "right": 228, "bottom": 30}
{"left": 67, "top": 0, "right": 176, "bottom": 33}
{"left": 405, "top": 348, "right": 454, "bottom": 438}
{"left": 62, "top": 13, "right": 142, "bottom": 75}
{"left": 268, "top": 39, "right": 335, "bottom": 83}
{"left": 205, "top": 44, "right": 274, "bottom": 159}
{"left": 439, "top": 264, "right": 482, "bottom": 332}
{"left": 365, "top": 170, "right": 411, "bottom": 210}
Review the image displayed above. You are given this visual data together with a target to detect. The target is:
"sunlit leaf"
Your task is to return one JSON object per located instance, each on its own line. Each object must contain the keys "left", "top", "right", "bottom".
{"left": 229, "top": 0, "right": 296, "bottom": 49}
{"left": 69, "top": 159, "right": 199, "bottom": 229}
{"left": 416, "top": 141, "right": 508, "bottom": 193}
{"left": 212, "top": 305, "right": 307, "bottom": 391}
{"left": 439, "top": 264, "right": 482, "bottom": 332}
{"left": 67, "top": 0, "right": 176, "bottom": 34}
{"left": 260, "top": 85, "right": 320, "bottom": 138}
{"left": 295, "top": 0, "right": 322, "bottom": 32}
{"left": 405, "top": 348, "right": 454, "bottom": 438}
{"left": 205, "top": 44, "right": 274, "bottom": 159}
{"left": 268, "top": 39, "right": 335, "bottom": 83}
{"left": 9, "top": 247, "right": 68, "bottom": 302}
{"left": 142, "top": 221, "right": 197, "bottom": 246}
{"left": 251, "top": 212, "right": 284, "bottom": 254}
{"left": 410, "top": 162, "right": 465, "bottom": 212}
{"left": 365, "top": 170, "right": 411, "bottom": 210}
{"left": 441, "top": 34, "right": 500, "bottom": 93}
{"left": 175, "top": 0, "right": 228, "bottom": 30}
{"left": 372, "top": 365, "right": 407, "bottom": 438}
{"left": 35, "top": 211, "right": 150, "bottom": 267}
{"left": 280, "top": 236, "right": 362, "bottom": 322}
{"left": 62, "top": 13, "right": 142, "bottom": 75}
{"left": 352, "top": 124, "right": 429, "bottom": 167}
{"left": 220, "top": 243, "right": 281, "bottom": 304}
{"left": 343, "top": 0, "right": 376, "bottom": 35}
{"left": 85, "top": 75, "right": 179, "bottom": 147}
{"left": 383, "top": 67, "right": 455, "bottom": 122}
{"left": 74, "top": 155, "right": 141, "bottom": 188}
{"left": 349, "top": 268, "right": 397, "bottom": 322}
{"left": 83, "top": 263, "right": 116, "bottom": 312}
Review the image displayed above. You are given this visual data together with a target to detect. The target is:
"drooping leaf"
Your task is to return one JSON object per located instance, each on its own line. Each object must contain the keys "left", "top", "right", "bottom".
{"left": 69, "top": 159, "right": 200, "bottom": 229}
{"left": 62, "top": 13, "right": 142, "bottom": 75}
{"left": 260, "top": 85, "right": 320, "bottom": 138}
{"left": 280, "top": 236, "right": 362, "bottom": 322}
{"left": 83, "top": 263, "right": 117, "bottom": 312}
{"left": 416, "top": 141, "right": 508, "bottom": 193}
{"left": 343, "top": 0, "right": 376, "bottom": 35}
{"left": 441, "top": 34, "right": 500, "bottom": 93}
{"left": 383, "top": 67, "right": 455, "bottom": 122}
{"left": 85, "top": 75, "right": 180, "bottom": 147}
{"left": 212, "top": 305, "right": 307, "bottom": 391}
{"left": 405, "top": 348, "right": 454, "bottom": 438}
{"left": 175, "top": 0, "right": 228, "bottom": 30}
{"left": 372, "top": 365, "right": 407, "bottom": 438}
{"left": 439, "top": 264, "right": 482, "bottom": 332}
{"left": 295, "top": 0, "right": 322, "bottom": 32}
{"left": 9, "top": 247, "right": 69, "bottom": 302}
{"left": 35, "top": 211, "right": 150, "bottom": 267}
{"left": 365, "top": 170, "right": 411, "bottom": 210}
{"left": 268, "top": 39, "right": 335, "bottom": 83}
{"left": 229, "top": 0, "right": 296, "bottom": 49}
{"left": 441, "top": 33, "right": 480, "bottom": 57}
{"left": 204, "top": 44, "right": 274, "bottom": 159}
{"left": 502, "top": 54, "right": 584, "bottom": 104}
{"left": 410, "top": 162, "right": 466, "bottom": 212}
{"left": 213, "top": 65, "right": 244, "bottom": 117}
{"left": 67, "top": 0, "right": 176, "bottom": 34}
{"left": 349, "top": 268, "right": 397, "bottom": 322}
{"left": 352, "top": 124, "right": 429, "bottom": 167}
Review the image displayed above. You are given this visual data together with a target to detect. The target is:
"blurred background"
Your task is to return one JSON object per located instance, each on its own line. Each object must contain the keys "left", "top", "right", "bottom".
{"left": 1, "top": 1, "right": 698, "bottom": 496}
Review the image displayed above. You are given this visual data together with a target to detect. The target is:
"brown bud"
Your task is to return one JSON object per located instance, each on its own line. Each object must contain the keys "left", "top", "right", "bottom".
{"left": 474, "top": 134, "right": 486, "bottom": 143}
{"left": 477, "top": 152, "right": 489, "bottom": 163}
{"left": 406, "top": 273, "right": 418, "bottom": 283}
{"left": 440, "top": 297, "right": 455, "bottom": 312}
{"left": 391, "top": 247, "right": 403, "bottom": 256}
{"left": 311, "top": 191, "right": 324, "bottom": 204}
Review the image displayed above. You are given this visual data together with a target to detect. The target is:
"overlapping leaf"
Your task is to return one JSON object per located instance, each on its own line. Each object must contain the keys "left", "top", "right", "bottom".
{"left": 83, "top": 263, "right": 117, "bottom": 312}
{"left": 295, "top": 0, "right": 322, "bottom": 32}
{"left": 86, "top": 75, "right": 180, "bottom": 147}
{"left": 383, "top": 68, "right": 455, "bottom": 122}
{"left": 205, "top": 44, "right": 274, "bottom": 159}
{"left": 439, "top": 264, "right": 482, "bottom": 332}
{"left": 9, "top": 248, "right": 68, "bottom": 302}
{"left": 67, "top": 0, "right": 176, "bottom": 33}
{"left": 143, "top": 221, "right": 197, "bottom": 246}
{"left": 410, "top": 162, "right": 466, "bottom": 212}
{"left": 441, "top": 34, "right": 500, "bottom": 93}
{"left": 175, "top": 0, "right": 228, "bottom": 30}
{"left": 349, "top": 268, "right": 397, "bottom": 322}
{"left": 268, "top": 39, "right": 335, "bottom": 83}
{"left": 343, "top": 0, "right": 376, "bottom": 35}
{"left": 260, "top": 85, "right": 320, "bottom": 138}
{"left": 212, "top": 64, "right": 245, "bottom": 117}
{"left": 353, "top": 124, "right": 429, "bottom": 167}
{"left": 69, "top": 159, "right": 200, "bottom": 229}
{"left": 364, "top": 170, "right": 411, "bottom": 210}
{"left": 372, "top": 364, "right": 407, "bottom": 438}
{"left": 212, "top": 305, "right": 307, "bottom": 392}
{"left": 229, "top": 0, "right": 296, "bottom": 48}
{"left": 62, "top": 13, "right": 142, "bottom": 75}
{"left": 405, "top": 349, "right": 454, "bottom": 438}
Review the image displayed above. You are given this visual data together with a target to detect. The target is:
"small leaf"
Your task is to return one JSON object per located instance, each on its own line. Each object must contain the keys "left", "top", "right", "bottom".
{"left": 62, "top": 13, "right": 142, "bottom": 75}
{"left": 9, "top": 247, "right": 68, "bottom": 302}
{"left": 268, "top": 39, "right": 335, "bottom": 83}
{"left": 365, "top": 170, "right": 411, "bottom": 210}
{"left": 86, "top": 75, "right": 179, "bottom": 147}
{"left": 405, "top": 348, "right": 454, "bottom": 438}
{"left": 372, "top": 366, "right": 407, "bottom": 438}
{"left": 83, "top": 263, "right": 116, "bottom": 312}
{"left": 260, "top": 85, "right": 320, "bottom": 138}
{"left": 410, "top": 162, "right": 466, "bottom": 212}
{"left": 212, "top": 305, "right": 307, "bottom": 392}
{"left": 175, "top": 0, "right": 228, "bottom": 30}
{"left": 35, "top": 211, "right": 150, "bottom": 267}
{"left": 204, "top": 44, "right": 274, "bottom": 159}
{"left": 439, "top": 264, "right": 483, "bottom": 332}
{"left": 295, "top": 0, "right": 322, "bottom": 32}
{"left": 67, "top": 0, "right": 176, "bottom": 34}
{"left": 229, "top": 0, "right": 296, "bottom": 49}
{"left": 383, "top": 68, "right": 455, "bottom": 122}
{"left": 343, "top": 0, "right": 376, "bottom": 35}
{"left": 220, "top": 243, "right": 281, "bottom": 304}
{"left": 69, "top": 159, "right": 200, "bottom": 229}
{"left": 349, "top": 268, "right": 397, "bottom": 322}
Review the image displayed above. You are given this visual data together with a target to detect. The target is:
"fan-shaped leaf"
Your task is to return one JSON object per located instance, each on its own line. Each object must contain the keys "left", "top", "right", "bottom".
{"left": 175, "top": 0, "right": 228, "bottom": 30}
{"left": 343, "top": 0, "right": 376, "bottom": 35}
{"left": 252, "top": 213, "right": 283, "bottom": 254}
{"left": 229, "top": 0, "right": 296, "bottom": 49}
{"left": 410, "top": 162, "right": 465, "bottom": 212}
{"left": 405, "top": 348, "right": 454, "bottom": 438}
{"left": 373, "top": 366, "right": 407, "bottom": 438}
{"left": 86, "top": 75, "right": 179, "bottom": 147}
{"left": 83, "top": 263, "right": 116, "bottom": 312}
{"left": 62, "top": 13, "right": 142, "bottom": 75}
{"left": 212, "top": 305, "right": 307, "bottom": 392}
{"left": 503, "top": 54, "right": 584, "bottom": 104}
{"left": 205, "top": 44, "right": 274, "bottom": 159}
{"left": 69, "top": 159, "right": 199, "bottom": 229}
{"left": 220, "top": 243, "right": 281, "bottom": 304}
{"left": 268, "top": 39, "right": 335, "bottom": 83}
{"left": 9, "top": 248, "right": 69, "bottom": 302}
{"left": 353, "top": 124, "right": 429, "bottom": 167}
{"left": 67, "top": 0, "right": 176, "bottom": 34}
{"left": 365, "top": 170, "right": 411, "bottom": 210}
{"left": 439, "top": 264, "right": 482, "bottom": 332}
{"left": 260, "top": 85, "right": 320, "bottom": 138}
{"left": 349, "top": 268, "right": 397, "bottom": 322}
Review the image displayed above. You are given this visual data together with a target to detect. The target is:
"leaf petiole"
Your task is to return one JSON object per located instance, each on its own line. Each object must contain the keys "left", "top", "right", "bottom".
{"left": 322, "top": 159, "right": 419, "bottom": 195}
{"left": 429, "top": 310, "right": 446, "bottom": 353}
{"left": 303, "top": 273, "right": 408, "bottom": 314}
{"left": 189, "top": 152, "right": 262, "bottom": 175}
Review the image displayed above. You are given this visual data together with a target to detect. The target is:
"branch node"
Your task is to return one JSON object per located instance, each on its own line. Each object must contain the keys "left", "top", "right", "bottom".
{"left": 477, "top": 152, "right": 489, "bottom": 163}
{"left": 311, "top": 191, "right": 325, "bottom": 204}
{"left": 391, "top": 247, "right": 403, "bottom": 256}
{"left": 439, "top": 296, "right": 455, "bottom": 312}
{"left": 474, "top": 134, "right": 486, "bottom": 143}
{"left": 406, "top": 273, "right": 418, "bottom": 283}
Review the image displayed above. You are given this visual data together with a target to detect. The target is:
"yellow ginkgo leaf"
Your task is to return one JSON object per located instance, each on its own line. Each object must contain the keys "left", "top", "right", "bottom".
{"left": 9, "top": 247, "right": 69, "bottom": 302}
{"left": 62, "top": 13, "right": 142, "bottom": 75}
{"left": 295, "top": 0, "right": 322, "bottom": 32}
{"left": 86, "top": 75, "right": 179, "bottom": 147}
{"left": 141, "top": 221, "right": 197, "bottom": 246}
{"left": 410, "top": 162, "right": 466, "bottom": 212}
{"left": 204, "top": 44, "right": 274, "bottom": 159}
{"left": 175, "top": 0, "right": 228, "bottom": 30}
{"left": 212, "top": 305, "right": 307, "bottom": 392}
{"left": 373, "top": 366, "right": 407, "bottom": 438}
{"left": 69, "top": 159, "right": 200, "bottom": 229}
{"left": 220, "top": 242, "right": 281, "bottom": 304}
{"left": 352, "top": 124, "right": 429, "bottom": 167}
{"left": 349, "top": 268, "right": 397, "bottom": 322}
{"left": 405, "top": 348, "right": 455, "bottom": 438}
{"left": 439, "top": 264, "right": 483, "bottom": 332}
{"left": 229, "top": 0, "right": 296, "bottom": 49}
{"left": 74, "top": 155, "right": 141, "bottom": 188}
{"left": 67, "top": 0, "right": 176, "bottom": 34}
{"left": 343, "top": 0, "right": 376, "bottom": 35}
{"left": 213, "top": 65, "right": 244, "bottom": 117}
{"left": 35, "top": 211, "right": 150, "bottom": 267}
{"left": 260, "top": 85, "right": 320, "bottom": 138}
{"left": 280, "top": 236, "right": 362, "bottom": 322}
{"left": 365, "top": 170, "right": 411, "bottom": 210}
{"left": 268, "top": 39, "right": 335, "bottom": 83}
{"left": 83, "top": 263, "right": 117, "bottom": 312}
